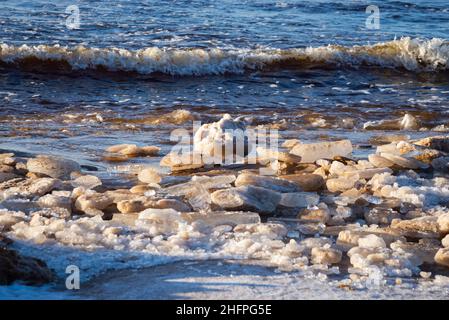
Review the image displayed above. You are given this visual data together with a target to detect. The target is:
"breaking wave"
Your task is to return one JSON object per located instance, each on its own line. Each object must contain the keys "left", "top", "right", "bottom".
{"left": 1, "top": 37, "right": 448, "bottom": 76}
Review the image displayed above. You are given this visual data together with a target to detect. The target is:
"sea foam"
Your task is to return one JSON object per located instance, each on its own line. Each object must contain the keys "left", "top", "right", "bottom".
{"left": 0, "top": 37, "right": 448, "bottom": 76}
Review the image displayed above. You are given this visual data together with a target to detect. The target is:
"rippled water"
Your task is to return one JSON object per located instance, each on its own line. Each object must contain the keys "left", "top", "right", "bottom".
{"left": 0, "top": 0, "right": 448, "bottom": 170}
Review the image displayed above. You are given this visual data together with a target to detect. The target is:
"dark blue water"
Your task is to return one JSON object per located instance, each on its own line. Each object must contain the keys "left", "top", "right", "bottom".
{"left": 1, "top": 0, "right": 448, "bottom": 48}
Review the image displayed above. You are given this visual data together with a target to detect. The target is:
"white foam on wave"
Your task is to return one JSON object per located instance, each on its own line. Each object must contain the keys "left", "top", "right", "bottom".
{"left": 0, "top": 37, "right": 448, "bottom": 75}
{"left": 303, "top": 37, "right": 449, "bottom": 72}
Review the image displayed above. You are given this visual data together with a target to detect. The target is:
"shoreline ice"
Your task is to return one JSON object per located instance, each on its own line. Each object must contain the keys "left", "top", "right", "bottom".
{"left": 1, "top": 115, "right": 449, "bottom": 299}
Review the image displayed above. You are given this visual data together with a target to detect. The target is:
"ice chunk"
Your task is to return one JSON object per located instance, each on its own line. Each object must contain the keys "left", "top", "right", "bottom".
{"left": 380, "top": 152, "right": 428, "bottom": 169}
{"left": 165, "top": 175, "right": 235, "bottom": 196}
{"left": 154, "top": 199, "right": 191, "bottom": 212}
{"left": 282, "top": 139, "right": 301, "bottom": 149}
{"left": 330, "top": 163, "right": 393, "bottom": 179}
{"left": 290, "top": 140, "right": 352, "bottom": 163}
{"left": 37, "top": 194, "right": 71, "bottom": 212}
{"left": 434, "top": 248, "right": 449, "bottom": 267}
{"left": 191, "top": 175, "right": 236, "bottom": 189}
{"left": 164, "top": 175, "right": 236, "bottom": 212}
{"left": 329, "top": 161, "right": 347, "bottom": 176}
{"left": 137, "top": 168, "right": 162, "bottom": 184}
{"left": 311, "top": 247, "right": 342, "bottom": 265}
{"left": 368, "top": 154, "right": 395, "bottom": 168}
{"left": 376, "top": 141, "right": 416, "bottom": 155}
{"left": 181, "top": 211, "right": 260, "bottom": 227}
{"left": 71, "top": 174, "right": 102, "bottom": 189}
{"left": 300, "top": 237, "right": 333, "bottom": 255}
{"left": 235, "top": 173, "right": 300, "bottom": 193}
{"left": 256, "top": 147, "right": 301, "bottom": 164}
{"left": 358, "top": 234, "right": 386, "bottom": 249}
{"left": 390, "top": 239, "right": 440, "bottom": 264}
{"left": 159, "top": 151, "right": 204, "bottom": 172}
{"left": 326, "top": 174, "right": 360, "bottom": 193}
{"left": 442, "top": 234, "right": 449, "bottom": 248}
{"left": 233, "top": 222, "right": 288, "bottom": 239}
{"left": 364, "top": 208, "right": 400, "bottom": 226}
{"left": 367, "top": 172, "right": 396, "bottom": 191}
{"left": 106, "top": 144, "right": 160, "bottom": 157}
{"left": 437, "top": 213, "right": 449, "bottom": 234}
{"left": 298, "top": 205, "right": 330, "bottom": 223}
{"left": 211, "top": 186, "right": 281, "bottom": 214}
{"left": 279, "top": 192, "right": 320, "bottom": 208}
{"left": 337, "top": 228, "right": 406, "bottom": 249}
{"left": 27, "top": 155, "right": 80, "bottom": 179}
{"left": 185, "top": 184, "right": 212, "bottom": 211}
{"left": 363, "top": 114, "right": 419, "bottom": 131}
{"left": 332, "top": 206, "right": 353, "bottom": 220}
{"left": 74, "top": 192, "right": 114, "bottom": 215}
{"left": 400, "top": 114, "right": 419, "bottom": 130}
{"left": 130, "top": 184, "right": 160, "bottom": 195}
{"left": 391, "top": 216, "right": 440, "bottom": 239}
{"left": 1, "top": 178, "right": 61, "bottom": 200}
{"left": 137, "top": 208, "right": 185, "bottom": 236}
{"left": 356, "top": 168, "right": 393, "bottom": 179}
{"left": 0, "top": 209, "right": 26, "bottom": 231}
{"left": 117, "top": 199, "right": 147, "bottom": 214}
{"left": 193, "top": 114, "right": 250, "bottom": 162}
{"left": 414, "top": 135, "right": 449, "bottom": 153}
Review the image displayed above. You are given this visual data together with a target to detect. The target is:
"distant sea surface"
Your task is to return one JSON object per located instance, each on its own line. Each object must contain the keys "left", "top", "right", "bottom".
{"left": 0, "top": 0, "right": 448, "bottom": 170}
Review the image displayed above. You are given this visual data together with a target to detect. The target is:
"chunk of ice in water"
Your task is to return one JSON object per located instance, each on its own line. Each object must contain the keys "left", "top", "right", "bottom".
{"left": 358, "top": 234, "right": 387, "bottom": 249}
{"left": 186, "top": 184, "right": 212, "bottom": 212}
{"left": 137, "top": 208, "right": 185, "bottom": 236}
{"left": 290, "top": 140, "right": 353, "bottom": 163}
{"left": 181, "top": 211, "right": 260, "bottom": 227}
{"left": 279, "top": 192, "right": 320, "bottom": 208}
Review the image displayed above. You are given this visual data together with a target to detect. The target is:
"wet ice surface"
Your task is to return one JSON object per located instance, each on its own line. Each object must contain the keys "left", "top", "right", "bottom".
{"left": 78, "top": 261, "right": 449, "bottom": 300}
{"left": 5, "top": 260, "right": 448, "bottom": 300}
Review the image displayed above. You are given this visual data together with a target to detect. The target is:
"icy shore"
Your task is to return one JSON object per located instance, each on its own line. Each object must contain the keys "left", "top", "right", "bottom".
{"left": 1, "top": 114, "right": 449, "bottom": 299}
{"left": 2, "top": 260, "right": 449, "bottom": 300}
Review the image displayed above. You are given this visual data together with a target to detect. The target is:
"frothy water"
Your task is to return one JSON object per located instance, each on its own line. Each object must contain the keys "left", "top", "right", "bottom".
{"left": 1, "top": 37, "right": 449, "bottom": 75}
